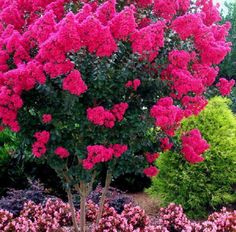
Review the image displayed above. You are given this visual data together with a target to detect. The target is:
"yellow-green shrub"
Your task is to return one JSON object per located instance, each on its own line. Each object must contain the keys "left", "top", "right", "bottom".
{"left": 147, "top": 97, "right": 236, "bottom": 219}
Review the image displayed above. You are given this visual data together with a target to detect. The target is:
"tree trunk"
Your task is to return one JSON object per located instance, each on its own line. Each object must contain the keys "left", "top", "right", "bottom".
{"left": 67, "top": 188, "right": 80, "bottom": 232}
{"left": 80, "top": 181, "right": 87, "bottom": 232}
{"left": 96, "top": 171, "right": 112, "bottom": 225}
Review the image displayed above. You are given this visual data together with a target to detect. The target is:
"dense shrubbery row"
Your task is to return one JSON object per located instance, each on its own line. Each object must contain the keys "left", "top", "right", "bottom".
{"left": 0, "top": 198, "right": 235, "bottom": 231}
{"left": 147, "top": 97, "right": 236, "bottom": 218}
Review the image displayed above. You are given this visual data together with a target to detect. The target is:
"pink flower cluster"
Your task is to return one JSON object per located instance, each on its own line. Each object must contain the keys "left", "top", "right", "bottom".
{"left": 181, "top": 129, "right": 209, "bottom": 164}
{"left": 143, "top": 166, "right": 159, "bottom": 177}
{"left": 171, "top": 12, "right": 231, "bottom": 65}
{"left": 87, "top": 103, "right": 128, "bottom": 128}
{"left": 54, "top": 146, "right": 70, "bottom": 158}
{"left": 145, "top": 152, "right": 159, "bottom": 164}
{"left": 62, "top": 70, "right": 88, "bottom": 96}
{"left": 150, "top": 97, "right": 184, "bottom": 136}
{"left": 32, "top": 131, "right": 50, "bottom": 158}
{"left": 83, "top": 144, "right": 128, "bottom": 170}
{"left": 216, "top": 78, "right": 235, "bottom": 96}
{"left": 182, "top": 96, "right": 208, "bottom": 117}
{"left": 125, "top": 79, "right": 141, "bottom": 91}
{"left": 154, "top": 0, "right": 190, "bottom": 20}
{"left": 131, "top": 21, "right": 165, "bottom": 61}
{"left": 160, "top": 137, "right": 173, "bottom": 152}
{"left": 42, "top": 114, "right": 52, "bottom": 124}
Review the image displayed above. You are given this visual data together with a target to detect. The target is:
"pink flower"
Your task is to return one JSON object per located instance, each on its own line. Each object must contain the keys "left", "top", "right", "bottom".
{"left": 109, "top": 6, "right": 137, "bottom": 40}
{"left": 143, "top": 166, "right": 159, "bottom": 177}
{"left": 87, "top": 106, "right": 116, "bottom": 128}
{"left": 160, "top": 137, "right": 173, "bottom": 152}
{"left": 150, "top": 97, "right": 184, "bottom": 136}
{"left": 181, "top": 129, "right": 209, "bottom": 164}
{"left": 111, "top": 144, "right": 128, "bottom": 158}
{"left": 145, "top": 152, "right": 159, "bottom": 163}
{"left": 54, "top": 146, "right": 70, "bottom": 158}
{"left": 32, "top": 131, "right": 50, "bottom": 158}
{"left": 216, "top": 78, "right": 235, "bottom": 96}
{"left": 42, "top": 114, "right": 52, "bottom": 124}
{"left": 32, "top": 142, "right": 47, "bottom": 158}
{"left": 34, "top": 131, "right": 50, "bottom": 144}
{"left": 63, "top": 70, "right": 88, "bottom": 96}
{"left": 182, "top": 96, "right": 208, "bottom": 117}
{"left": 111, "top": 102, "right": 128, "bottom": 122}
{"left": 125, "top": 79, "right": 141, "bottom": 91}
{"left": 131, "top": 21, "right": 165, "bottom": 61}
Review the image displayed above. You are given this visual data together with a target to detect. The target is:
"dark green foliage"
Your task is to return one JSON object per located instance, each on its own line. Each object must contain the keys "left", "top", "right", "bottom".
{"left": 111, "top": 173, "right": 151, "bottom": 193}
{"left": 219, "top": 2, "right": 236, "bottom": 112}
{"left": 219, "top": 1, "right": 236, "bottom": 79}
{"left": 147, "top": 97, "right": 236, "bottom": 219}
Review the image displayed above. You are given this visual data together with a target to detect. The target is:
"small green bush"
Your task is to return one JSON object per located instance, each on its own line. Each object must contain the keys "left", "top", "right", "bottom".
{"left": 147, "top": 97, "right": 236, "bottom": 219}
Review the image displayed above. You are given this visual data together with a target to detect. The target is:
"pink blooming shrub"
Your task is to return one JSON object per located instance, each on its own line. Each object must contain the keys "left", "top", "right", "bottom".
{"left": 181, "top": 129, "right": 210, "bottom": 164}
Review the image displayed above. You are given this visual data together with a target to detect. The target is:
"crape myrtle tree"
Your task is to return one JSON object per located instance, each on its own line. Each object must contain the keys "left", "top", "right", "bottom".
{"left": 0, "top": 0, "right": 234, "bottom": 230}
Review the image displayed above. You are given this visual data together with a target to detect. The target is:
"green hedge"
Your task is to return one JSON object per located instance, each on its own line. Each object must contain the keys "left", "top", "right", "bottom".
{"left": 147, "top": 97, "right": 236, "bottom": 219}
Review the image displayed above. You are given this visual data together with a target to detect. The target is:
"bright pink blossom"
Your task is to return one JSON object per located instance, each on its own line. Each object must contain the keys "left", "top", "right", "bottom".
{"left": 150, "top": 97, "right": 184, "bottom": 136}
{"left": 111, "top": 144, "right": 128, "bottom": 158}
{"left": 109, "top": 6, "right": 137, "bottom": 40}
{"left": 111, "top": 102, "right": 129, "bottom": 122}
{"left": 32, "top": 131, "right": 50, "bottom": 158}
{"left": 62, "top": 70, "right": 88, "bottom": 96}
{"left": 216, "top": 78, "right": 235, "bottom": 96}
{"left": 79, "top": 16, "right": 117, "bottom": 56}
{"left": 154, "top": 0, "right": 190, "bottom": 20}
{"left": 34, "top": 131, "right": 50, "bottom": 144}
{"left": 182, "top": 96, "right": 208, "bottom": 117}
{"left": 83, "top": 145, "right": 114, "bottom": 170}
{"left": 54, "top": 147, "right": 70, "bottom": 158}
{"left": 160, "top": 137, "right": 173, "bottom": 151}
{"left": 125, "top": 79, "right": 141, "bottom": 91}
{"left": 95, "top": 0, "right": 116, "bottom": 25}
{"left": 168, "top": 50, "right": 191, "bottom": 69}
{"left": 131, "top": 21, "right": 165, "bottom": 61}
{"left": 135, "top": 0, "right": 152, "bottom": 8}
{"left": 32, "top": 142, "right": 47, "bottom": 158}
{"left": 87, "top": 106, "right": 116, "bottom": 128}
{"left": 143, "top": 166, "right": 159, "bottom": 177}
{"left": 145, "top": 152, "right": 159, "bottom": 163}
{"left": 42, "top": 114, "right": 52, "bottom": 124}
{"left": 181, "top": 129, "right": 209, "bottom": 164}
